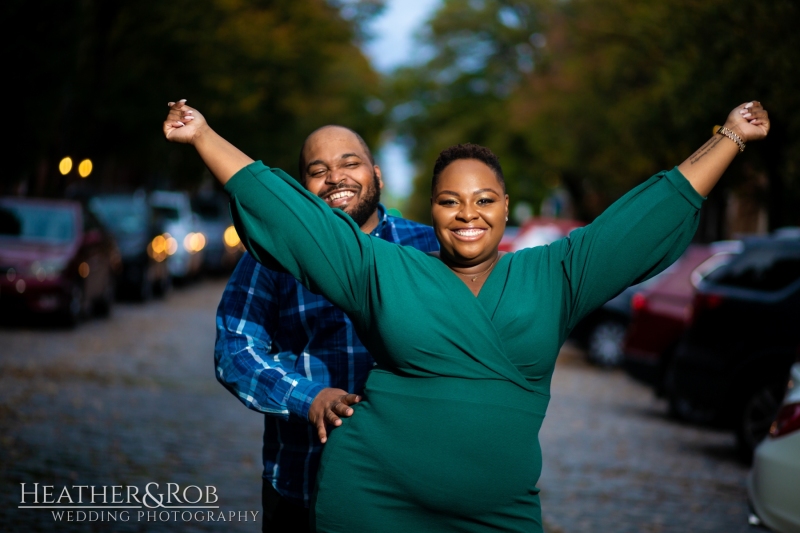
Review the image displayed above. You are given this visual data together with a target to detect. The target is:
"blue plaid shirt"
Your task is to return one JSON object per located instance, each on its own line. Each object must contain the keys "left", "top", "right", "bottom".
{"left": 215, "top": 204, "right": 438, "bottom": 506}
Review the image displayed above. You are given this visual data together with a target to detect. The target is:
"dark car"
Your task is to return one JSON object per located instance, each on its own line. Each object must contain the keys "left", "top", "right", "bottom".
{"left": 191, "top": 191, "right": 243, "bottom": 274}
{"left": 623, "top": 241, "right": 741, "bottom": 389}
{"left": 667, "top": 232, "right": 800, "bottom": 458}
{"left": 0, "top": 197, "right": 120, "bottom": 326}
{"left": 89, "top": 193, "right": 171, "bottom": 300}
{"left": 569, "top": 283, "right": 643, "bottom": 367}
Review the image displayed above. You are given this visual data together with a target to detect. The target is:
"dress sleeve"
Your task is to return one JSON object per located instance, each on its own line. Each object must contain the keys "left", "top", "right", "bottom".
{"left": 559, "top": 166, "right": 704, "bottom": 332}
{"left": 214, "top": 253, "right": 325, "bottom": 420}
{"left": 224, "top": 161, "right": 372, "bottom": 316}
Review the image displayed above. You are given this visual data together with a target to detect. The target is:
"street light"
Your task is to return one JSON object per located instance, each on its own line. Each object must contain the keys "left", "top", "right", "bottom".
{"left": 59, "top": 157, "right": 73, "bottom": 175}
{"left": 78, "top": 159, "right": 93, "bottom": 178}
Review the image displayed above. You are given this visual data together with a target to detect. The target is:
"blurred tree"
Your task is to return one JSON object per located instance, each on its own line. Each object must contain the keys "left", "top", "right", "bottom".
{"left": 2, "top": 0, "right": 386, "bottom": 195}
{"left": 392, "top": 0, "right": 800, "bottom": 234}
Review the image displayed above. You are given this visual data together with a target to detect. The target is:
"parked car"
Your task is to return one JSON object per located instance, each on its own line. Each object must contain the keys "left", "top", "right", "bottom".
{"left": 748, "top": 352, "right": 800, "bottom": 533}
{"left": 569, "top": 282, "right": 647, "bottom": 367}
{"left": 510, "top": 217, "right": 584, "bottom": 252}
{"left": 0, "top": 197, "right": 120, "bottom": 326}
{"left": 499, "top": 226, "right": 520, "bottom": 253}
{"left": 149, "top": 191, "right": 205, "bottom": 281}
{"left": 666, "top": 232, "right": 800, "bottom": 458}
{"left": 191, "top": 191, "right": 243, "bottom": 274}
{"left": 623, "top": 241, "right": 742, "bottom": 388}
{"left": 89, "top": 193, "right": 171, "bottom": 300}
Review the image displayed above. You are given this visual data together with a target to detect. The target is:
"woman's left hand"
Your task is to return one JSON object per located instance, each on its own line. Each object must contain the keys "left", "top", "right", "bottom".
{"left": 723, "top": 101, "right": 770, "bottom": 143}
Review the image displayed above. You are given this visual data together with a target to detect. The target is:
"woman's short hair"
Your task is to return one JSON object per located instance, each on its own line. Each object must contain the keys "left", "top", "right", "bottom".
{"left": 431, "top": 143, "right": 505, "bottom": 193}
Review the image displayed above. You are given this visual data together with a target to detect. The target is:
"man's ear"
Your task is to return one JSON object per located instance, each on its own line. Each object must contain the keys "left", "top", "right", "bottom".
{"left": 374, "top": 165, "right": 384, "bottom": 189}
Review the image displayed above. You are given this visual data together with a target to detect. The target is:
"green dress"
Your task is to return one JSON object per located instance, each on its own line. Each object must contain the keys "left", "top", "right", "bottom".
{"left": 224, "top": 161, "right": 703, "bottom": 532}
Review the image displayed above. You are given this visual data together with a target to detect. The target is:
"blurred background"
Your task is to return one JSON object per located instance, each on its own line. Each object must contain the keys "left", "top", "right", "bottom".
{"left": 2, "top": 0, "right": 800, "bottom": 531}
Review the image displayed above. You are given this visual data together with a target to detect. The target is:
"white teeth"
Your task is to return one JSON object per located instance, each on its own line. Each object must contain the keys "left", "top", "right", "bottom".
{"left": 328, "top": 191, "right": 355, "bottom": 201}
{"left": 454, "top": 228, "right": 484, "bottom": 236}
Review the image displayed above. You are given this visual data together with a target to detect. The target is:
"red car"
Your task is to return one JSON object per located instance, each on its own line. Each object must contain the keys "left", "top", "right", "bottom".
{"left": 510, "top": 217, "right": 585, "bottom": 251}
{"left": 0, "top": 197, "right": 120, "bottom": 326}
{"left": 622, "top": 240, "right": 741, "bottom": 394}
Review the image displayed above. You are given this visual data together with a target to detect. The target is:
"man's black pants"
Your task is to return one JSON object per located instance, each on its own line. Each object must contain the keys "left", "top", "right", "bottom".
{"left": 262, "top": 479, "right": 310, "bottom": 533}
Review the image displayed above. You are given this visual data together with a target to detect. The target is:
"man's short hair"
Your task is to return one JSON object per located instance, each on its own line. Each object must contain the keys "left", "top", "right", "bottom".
{"left": 431, "top": 143, "right": 506, "bottom": 193}
{"left": 297, "top": 125, "right": 375, "bottom": 180}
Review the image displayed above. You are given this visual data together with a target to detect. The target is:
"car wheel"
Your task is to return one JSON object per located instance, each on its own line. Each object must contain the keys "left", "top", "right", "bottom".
{"left": 587, "top": 319, "right": 627, "bottom": 367}
{"left": 735, "top": 384, "right": 784, "bottom": 461}
{"left": 664, "top": 358, "right": 715, "bottom": 424}
{"left": 154, "top": 273, "right": 172, "bottom": 298}
{"left": 95, "top": 274, "right": 115, "bottom": 317}
{"left": 61, "top": 284, "right": 84, "bottom": 327}
{"left": 137, "top": 269, "right": 153, "bottom": 302}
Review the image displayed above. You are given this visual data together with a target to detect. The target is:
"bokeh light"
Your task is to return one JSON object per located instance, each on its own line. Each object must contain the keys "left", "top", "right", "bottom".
{"left": 223, "top": 226, "right": 241, "bottom": 248}
{"left": 78, "top": 159, "right": 93, "bottom": 178}
{"left": 59, "top": 157, "right": 73, "bottom": 175}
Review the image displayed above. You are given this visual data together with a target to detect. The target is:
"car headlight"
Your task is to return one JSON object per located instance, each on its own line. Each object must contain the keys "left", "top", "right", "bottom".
{"left": 183, "top": 232, "right": 206, "bottom": 253}
{"left": 30, "top": 259, "right": 69, "bottom": 280}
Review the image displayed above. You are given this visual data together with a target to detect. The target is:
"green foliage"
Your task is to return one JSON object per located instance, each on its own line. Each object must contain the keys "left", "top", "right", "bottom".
{"left": 392, "top": 0, "right": 800, "bottom": 229}
{"left": 3, "top": 0, "right": 385, "bottom": 194}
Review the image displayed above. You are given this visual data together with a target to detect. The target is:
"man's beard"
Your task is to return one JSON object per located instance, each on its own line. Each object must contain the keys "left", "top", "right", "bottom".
{"left": 337, "top": 171, "right": 381, "bottom": 228}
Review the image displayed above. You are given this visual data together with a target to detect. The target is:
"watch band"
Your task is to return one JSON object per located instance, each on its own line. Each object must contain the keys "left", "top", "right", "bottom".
{"left": 715, "top": 125, "right": 746, "bottom": 152}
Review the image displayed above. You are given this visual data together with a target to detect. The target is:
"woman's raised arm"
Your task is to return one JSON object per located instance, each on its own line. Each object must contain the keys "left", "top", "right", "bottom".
{"left": 558, "top": 101, "right": 769, "bottom": 333}
{"left": 678, "top": 101, "right": 770, "bottom": 196}
{"left": 163, "top": 100, "right": 253, "bottom": 184}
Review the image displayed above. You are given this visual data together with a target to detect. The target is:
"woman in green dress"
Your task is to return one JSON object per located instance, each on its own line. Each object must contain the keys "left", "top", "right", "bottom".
{"left": 163, "top": 100, "right": 768, "bottom": 532}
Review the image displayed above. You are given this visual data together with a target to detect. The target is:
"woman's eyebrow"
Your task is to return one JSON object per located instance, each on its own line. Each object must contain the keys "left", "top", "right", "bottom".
{"left": 436, "top": 188, "right": 500, "bottom": 197}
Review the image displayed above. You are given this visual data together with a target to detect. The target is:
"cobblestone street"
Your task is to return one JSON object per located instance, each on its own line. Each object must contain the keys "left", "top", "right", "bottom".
{"left": 1, "top": 280, "right": 754, "bottom": 532}
{"left": 539, "top": 347, "right": 753, "bottom": 533}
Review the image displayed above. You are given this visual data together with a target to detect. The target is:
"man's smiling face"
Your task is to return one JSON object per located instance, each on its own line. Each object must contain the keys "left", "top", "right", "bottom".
{"left": 301, "top": 126, "right": 383, "bottom": 231}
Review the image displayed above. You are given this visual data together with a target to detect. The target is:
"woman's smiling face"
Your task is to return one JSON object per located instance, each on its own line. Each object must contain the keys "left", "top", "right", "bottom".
{"left": 431, "top": 158, "right": 509, "bottom": 266}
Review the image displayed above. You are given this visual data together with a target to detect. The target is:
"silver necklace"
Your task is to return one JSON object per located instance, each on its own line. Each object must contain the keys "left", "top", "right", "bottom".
{"left": 454, "top": 255, "right": 499, "bottom": 282}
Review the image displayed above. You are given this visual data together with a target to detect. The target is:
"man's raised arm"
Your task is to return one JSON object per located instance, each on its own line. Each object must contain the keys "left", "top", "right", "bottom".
{"left": 163, "top": 100, "right": 253, "bottom": 185}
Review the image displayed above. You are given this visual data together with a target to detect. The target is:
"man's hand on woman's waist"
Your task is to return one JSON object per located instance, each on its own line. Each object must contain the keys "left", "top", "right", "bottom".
{"left": 308, "top": 388, "right": 362, "bottom": 444}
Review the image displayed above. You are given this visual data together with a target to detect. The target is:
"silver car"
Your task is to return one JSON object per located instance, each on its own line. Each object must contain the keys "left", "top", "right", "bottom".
{"left": 748, "top": 358, "right": 800, "bottom": 532}
{"left": 149, "top": 191, "right": 205, "bottom": 280}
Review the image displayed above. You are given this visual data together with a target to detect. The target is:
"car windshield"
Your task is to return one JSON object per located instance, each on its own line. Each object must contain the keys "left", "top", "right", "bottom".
{"left": 704, "top": 244, "right": 800, "bottom": 292}
{"left": 192, "top": 197, "right": 225, "bottom": 220}
{"left": 90, "top": 197, "right": 148, "bottom": 234}
{"left": 0, "top": 204, "right": 75, "bottom": 243}
{"left": 152, "top": 206, "right": 180, "bottom": 221}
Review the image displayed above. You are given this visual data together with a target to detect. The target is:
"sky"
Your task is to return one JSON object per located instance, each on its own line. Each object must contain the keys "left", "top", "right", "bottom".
{"left": 361, "top": 0, "right": 442, "bottom": 201}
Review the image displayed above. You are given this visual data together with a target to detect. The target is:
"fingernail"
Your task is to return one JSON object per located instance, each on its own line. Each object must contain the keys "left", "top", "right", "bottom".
{"left": 185, "top": 110, "right": 193, "bottom": 114}
{"left": 167, "top": 102, "right": 174, "bottom": 106}
{"left": 739, "top": 109, "right": 747, "bottom": 115}
{"left": 176, "top": 121, "right": 185, "bottom": 127}
{"left": 183, "top": 116, "right": 195, "bottom": 120}
{"left": 750, "top": 119, "right": 757, "bottom": 124}
{"left": 179, "top": 99, "right": 187, "bottom": 103}
{"left": 743, "top": 113, "right": 752, "bottom": 118}
{"left": 745, "top": 102, "right": 753, "bottom": 109}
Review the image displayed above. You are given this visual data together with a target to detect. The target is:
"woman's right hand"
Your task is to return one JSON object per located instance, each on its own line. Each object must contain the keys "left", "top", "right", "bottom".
{"left": 163, "top": 99, "right": 208, "bottom": 145}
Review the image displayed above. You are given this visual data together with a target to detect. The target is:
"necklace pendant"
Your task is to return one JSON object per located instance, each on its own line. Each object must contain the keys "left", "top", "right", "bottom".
{"left": 471, "top": 276, "right": 478, "bottom": 282}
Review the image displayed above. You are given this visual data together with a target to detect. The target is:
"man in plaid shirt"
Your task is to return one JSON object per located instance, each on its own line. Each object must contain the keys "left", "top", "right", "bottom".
{"left": 214, "top": 125, "right": 439, "bottom": 532}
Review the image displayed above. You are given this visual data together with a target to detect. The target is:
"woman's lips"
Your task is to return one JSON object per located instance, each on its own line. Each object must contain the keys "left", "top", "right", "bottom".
{"left": 450, "top": 227, "right": 487, "bottom": 241}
